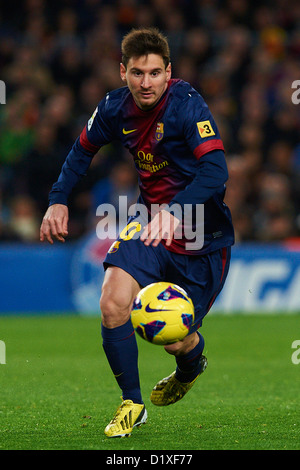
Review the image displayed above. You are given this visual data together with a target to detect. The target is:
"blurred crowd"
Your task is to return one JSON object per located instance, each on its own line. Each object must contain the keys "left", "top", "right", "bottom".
{"left": 0, "top": 0, "right": 299, "bottom": 244}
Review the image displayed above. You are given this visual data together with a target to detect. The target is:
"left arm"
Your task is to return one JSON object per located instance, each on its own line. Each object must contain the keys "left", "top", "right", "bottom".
{"left": 141, "top": 149, "right": 227, "bottom": 247}
{"left": 168, "top": 149, "right": 228, "bottom": 207}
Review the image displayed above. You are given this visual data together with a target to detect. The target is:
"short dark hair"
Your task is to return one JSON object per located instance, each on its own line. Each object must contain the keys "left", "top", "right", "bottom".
{"left": 121, "top": 27, "right": 170, "bottom": 69}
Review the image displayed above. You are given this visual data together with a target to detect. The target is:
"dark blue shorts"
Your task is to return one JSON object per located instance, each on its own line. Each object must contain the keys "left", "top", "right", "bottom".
{"left": 103, "top": 228, "right": 231, "bottom": 332}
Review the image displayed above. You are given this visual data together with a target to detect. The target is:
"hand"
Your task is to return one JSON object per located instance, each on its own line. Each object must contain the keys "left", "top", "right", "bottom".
{"left": 140, "top": 209, "right": 180, "bottom": 247}
{"left": 40, "top": 204, "right": 69, "bottom": 244}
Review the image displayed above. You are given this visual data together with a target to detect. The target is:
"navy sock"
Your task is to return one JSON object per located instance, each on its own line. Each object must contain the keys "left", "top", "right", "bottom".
{"left": 175, "top": 332, "right": 205, "bottom": 383}
{"left": 101, "top": 319, "right": 143, "bottom": 404}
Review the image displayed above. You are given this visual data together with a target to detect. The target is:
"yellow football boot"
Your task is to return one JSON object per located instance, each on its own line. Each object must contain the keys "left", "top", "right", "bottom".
{"left": 150, "top": 355, "right": 207, "bottom": 406}
{"left": 104, "top": 399, "right": 147, "bottom": 438}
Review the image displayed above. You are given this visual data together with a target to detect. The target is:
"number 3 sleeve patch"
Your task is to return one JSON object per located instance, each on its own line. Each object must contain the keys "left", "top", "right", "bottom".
{"left": 197, "top": 120, "right": 215, "bottom": 138}
{"left": 193, "top": 119, "right": 224, "bottom": 159}
{"left": 181, "top": 92, "right": 225, "bottom": 159}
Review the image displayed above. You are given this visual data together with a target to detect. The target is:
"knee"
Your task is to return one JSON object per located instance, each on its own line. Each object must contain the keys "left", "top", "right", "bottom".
{"left": 99, "top": 294, "right": 116, "bottom": 325}
{"left": 100, "top": 288, "right": 132, "bottom": 328}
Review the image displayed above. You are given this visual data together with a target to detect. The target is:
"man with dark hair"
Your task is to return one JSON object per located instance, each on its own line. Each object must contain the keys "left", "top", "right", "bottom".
{"left": 40, "top": 27, "right": 234, "bottom": 438}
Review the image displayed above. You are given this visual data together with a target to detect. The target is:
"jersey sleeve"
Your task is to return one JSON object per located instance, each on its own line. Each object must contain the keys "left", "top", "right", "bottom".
{"left": 48, "top": 96, "right": 115, "bottom": 206}
{"left": 182, "top": 93, "right": 225, "bottom": 159}
{"left": 169, "top": 149, "right": 228, "bottom": 208}
{"left": 79, "top": 94, "right": 115, "bottom": 152}
{"left": 167, "top": 92, "right": 228, "bottom": 209}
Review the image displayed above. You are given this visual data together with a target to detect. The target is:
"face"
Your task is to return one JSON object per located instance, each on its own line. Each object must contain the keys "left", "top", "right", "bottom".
{"left": 120, "top": 54, "right": 171, "bottom": 110}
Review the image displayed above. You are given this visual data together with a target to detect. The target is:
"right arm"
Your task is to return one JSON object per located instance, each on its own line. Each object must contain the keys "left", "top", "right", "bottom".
{"left": 40, "top": 98, "right": 113, "bottom": 244}
{"left": 39, "top": 137, "right": 96, "bottom": 243}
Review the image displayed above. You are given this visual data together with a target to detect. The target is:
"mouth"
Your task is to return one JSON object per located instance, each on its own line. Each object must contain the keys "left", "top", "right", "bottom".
{"left": 140, "top": 91, "right": 154, "bottom": 98}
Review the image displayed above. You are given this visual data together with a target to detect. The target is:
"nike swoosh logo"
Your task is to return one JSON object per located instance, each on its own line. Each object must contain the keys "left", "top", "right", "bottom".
{"left": 145, "top": 303, "right": 173, "bottom": 313}
{"left": 123, "top": 128, "right": 137, "bottom": 135}
{"left": 114, "top": 372, "right": 124, "bottom": 378}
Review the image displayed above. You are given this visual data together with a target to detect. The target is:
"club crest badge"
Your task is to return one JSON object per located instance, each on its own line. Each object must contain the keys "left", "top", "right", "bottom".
{"left": 155, "top": 122, "right": 164, "bottom": 141}
{"left": 108, "top": 241, "right": 120, "bottom": 253}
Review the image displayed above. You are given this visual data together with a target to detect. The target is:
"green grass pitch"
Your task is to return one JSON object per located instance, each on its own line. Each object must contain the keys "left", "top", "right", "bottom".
{"left": 0, "top": 313, "right": 299, "bottom": 450}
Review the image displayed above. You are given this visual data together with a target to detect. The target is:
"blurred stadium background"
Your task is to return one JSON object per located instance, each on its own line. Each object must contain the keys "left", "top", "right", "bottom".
{"left": 0, "top": 0, "right": 300, "bottom": 316}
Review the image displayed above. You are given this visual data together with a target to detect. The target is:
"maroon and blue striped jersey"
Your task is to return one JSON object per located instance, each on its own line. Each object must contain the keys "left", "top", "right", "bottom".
{"left": 49, "top": 79, "right": 234, "bottom": 254}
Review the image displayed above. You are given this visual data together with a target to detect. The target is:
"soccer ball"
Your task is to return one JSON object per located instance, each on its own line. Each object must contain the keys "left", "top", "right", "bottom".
{"left": 131, "top": 282, "right": 194, "bottom": 345}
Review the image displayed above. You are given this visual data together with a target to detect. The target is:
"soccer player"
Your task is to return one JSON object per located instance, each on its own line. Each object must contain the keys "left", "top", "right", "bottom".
{"left": 40, "top": 28, "right": 234, "bottom": 438}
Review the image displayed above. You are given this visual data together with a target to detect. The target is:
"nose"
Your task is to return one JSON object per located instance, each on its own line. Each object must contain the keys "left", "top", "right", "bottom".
{"left": 141, "top": 74, "right": 151, "bottom": 88}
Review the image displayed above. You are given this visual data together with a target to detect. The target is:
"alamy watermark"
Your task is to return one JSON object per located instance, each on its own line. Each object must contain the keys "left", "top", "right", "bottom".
{"left": 291, "top": 80, "right": 300, "bottom": 105}
{"left": 0, "top": 80, "right": 6, "bottom": 104}
{"left": 0, "top": 340, "right": 6, "bottom": 364}
{"left": 291, "top": 340, "right": 300, "bottom": 365}
{"left": 95, "top": 196, "right": 204, "bottom": 250}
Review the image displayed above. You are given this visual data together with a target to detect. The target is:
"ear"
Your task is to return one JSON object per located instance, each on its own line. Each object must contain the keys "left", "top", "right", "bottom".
{"left": 166, "top": 62, "right": 172, "bottom": 82}
{"left": 120, "top": 63, "right": 127, "bottom": 82}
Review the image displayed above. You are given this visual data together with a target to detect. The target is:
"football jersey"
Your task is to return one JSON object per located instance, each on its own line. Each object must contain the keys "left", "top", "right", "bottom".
{"left": 49, "top": 79, "right": 234, "bottom": 254}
